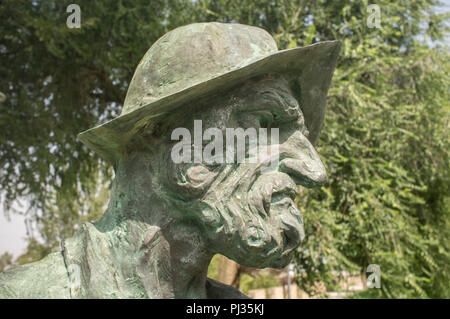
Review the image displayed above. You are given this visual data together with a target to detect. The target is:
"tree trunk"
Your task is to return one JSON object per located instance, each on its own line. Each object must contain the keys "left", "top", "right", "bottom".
{"left": 217, "top": 255, "right": 240, "bottom": 288}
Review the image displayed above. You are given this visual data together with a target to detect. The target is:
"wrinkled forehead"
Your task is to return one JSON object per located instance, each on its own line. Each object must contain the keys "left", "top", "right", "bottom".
{"left": 191, "top": 74, "right": 304, "bottom": 127}
{"left": 130, "top": 74, "right": 305, "bottom": 159}
{"left": 234, "top": 74, "right": 302, "bottom": 114}
{"left": 146, "top": 73, "right": 304, "bottom": 143}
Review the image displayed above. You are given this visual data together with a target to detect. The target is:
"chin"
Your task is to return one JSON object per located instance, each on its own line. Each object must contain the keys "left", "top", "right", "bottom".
{"left": 221, "top": 226, "right": 302, "bottom": 269}
{"left": 225, "top": 246, "right": 297, "bottom": 269}
{"left": 200, "top": 177, "right": 305, "bottom": 268}
{"left": 268, "top": 252, "right": 296, "bottom": 268}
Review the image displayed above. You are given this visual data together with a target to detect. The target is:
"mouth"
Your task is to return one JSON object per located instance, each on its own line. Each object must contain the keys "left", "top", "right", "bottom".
{"left": 272, "top": 196, "right": 305, "bottom": 251}
{"left": 259, "top": 175, "right": 299, "bottom": 216}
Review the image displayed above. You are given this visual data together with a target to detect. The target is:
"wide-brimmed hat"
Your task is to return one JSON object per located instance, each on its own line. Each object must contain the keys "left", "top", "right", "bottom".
{"left": 78, "top": 22, "right": 340, "bottom": 164}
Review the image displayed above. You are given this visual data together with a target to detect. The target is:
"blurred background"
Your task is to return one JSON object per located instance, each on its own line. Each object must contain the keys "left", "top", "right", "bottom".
{"left": 0, "top": 0, "right": 449, "bottom": 298}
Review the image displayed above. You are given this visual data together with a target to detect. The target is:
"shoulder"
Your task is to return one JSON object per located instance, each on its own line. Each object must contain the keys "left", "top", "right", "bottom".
{"left": 205, "top": 278, "right": 249, "bottom": 299}
{"left": 0, "top": 252, "right": 70, "bottom": 299}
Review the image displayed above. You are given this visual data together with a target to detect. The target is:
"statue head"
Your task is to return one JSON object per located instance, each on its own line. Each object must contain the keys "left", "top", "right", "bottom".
{"left": 78, "top": 23, "right": 340, "bottom": 269}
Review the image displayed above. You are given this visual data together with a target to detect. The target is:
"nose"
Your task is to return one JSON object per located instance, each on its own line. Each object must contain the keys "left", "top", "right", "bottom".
{"left": 278, "top": 131, "right": 327, "bottom": 187}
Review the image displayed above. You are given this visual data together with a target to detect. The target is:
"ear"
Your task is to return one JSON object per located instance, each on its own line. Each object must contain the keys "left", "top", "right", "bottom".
{"left": 183, "top": 164, "right": 218, "bottom": 197}
{"left": 165, "top": 162, "right": 219, "bottom": 200}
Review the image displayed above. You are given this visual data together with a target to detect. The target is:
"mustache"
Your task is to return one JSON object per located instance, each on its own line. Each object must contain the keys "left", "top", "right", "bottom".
{"left": 198, "top": 161, "right": 304, "bottom": 266}
{"left": 203, "top": 159, "right": 299, "bottom": 218}
{"left": 247, "top": 171, "right": 298, "bottom": 217}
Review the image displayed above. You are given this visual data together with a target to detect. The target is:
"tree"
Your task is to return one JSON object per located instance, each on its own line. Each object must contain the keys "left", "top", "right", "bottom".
{"left": 0, "top": 0, "right": 192, "bottom": 257}
{"left": 0, "top": 252, "right": 13, "bottom": 272}
{"left": 1, "top": 0, "right": 448, "bottom": 298}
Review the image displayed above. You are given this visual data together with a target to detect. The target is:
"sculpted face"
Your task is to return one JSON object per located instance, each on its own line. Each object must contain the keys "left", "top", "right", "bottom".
{"left": 157, "top": 74, "right": 327, "bottom": 269}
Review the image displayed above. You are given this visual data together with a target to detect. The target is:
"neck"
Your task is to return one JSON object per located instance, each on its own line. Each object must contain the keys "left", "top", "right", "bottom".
{"left": 95, "top": 215, "right": 212, "bottom": 298}
{"left": 86, "top": 155, "right": 213, "bottom": 298}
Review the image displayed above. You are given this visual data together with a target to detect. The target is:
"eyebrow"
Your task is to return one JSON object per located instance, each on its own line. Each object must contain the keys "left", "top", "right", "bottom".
{"left": 260, "top": 89, "right": 298, "bottom": 109}
{"left": 244, "top": 88, "right": 303, "bottom": 123}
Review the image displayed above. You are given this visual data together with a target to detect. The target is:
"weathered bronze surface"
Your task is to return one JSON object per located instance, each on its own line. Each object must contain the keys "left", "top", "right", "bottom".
{"left": 0, "top": 22, "right": 339, "bottom": 298}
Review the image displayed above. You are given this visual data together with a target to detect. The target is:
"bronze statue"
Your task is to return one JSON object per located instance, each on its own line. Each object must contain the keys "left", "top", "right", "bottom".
{"left": 0, "top": 22, "right": 339, "bottom": 298}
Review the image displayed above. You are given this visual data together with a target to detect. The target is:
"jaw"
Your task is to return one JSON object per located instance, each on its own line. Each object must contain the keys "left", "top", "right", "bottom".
{"left": 204, "top": 199, "right": 304, "bottom": 269}
{"left": 217, "top": 234, "right": 298, "bottom": 269}
{"left": 193, "top": 165, "right": 305, "bottom": 269}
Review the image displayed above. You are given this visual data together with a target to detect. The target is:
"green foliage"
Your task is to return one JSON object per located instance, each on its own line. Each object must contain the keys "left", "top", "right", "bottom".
{"left": 0, "top": 252, "right": 13, "bottom": 272}
{"left": 14, "top": 238, "right": 53, "bottom": 266}
{"left": 297, "top": 45, "right": 450, "bottom": 298}
{"left": 289, "top": 1, "right": 450, "bottom": 299}
{"left": 0, "top": 0, "right": 188, "bottom": 251}
{"left": 0, "top": 0, "right": 448, "bottom": 298}
{"left": 239, "top": 272, "right": 280, "bottom": 296}
{"left": 207, "top": 254, "right": 221, "bottom": 280}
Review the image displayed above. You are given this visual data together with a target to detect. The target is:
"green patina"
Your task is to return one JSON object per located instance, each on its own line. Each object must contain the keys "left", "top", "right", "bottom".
{"left": 0, "top": 22, "right": 339, "bottom": 299}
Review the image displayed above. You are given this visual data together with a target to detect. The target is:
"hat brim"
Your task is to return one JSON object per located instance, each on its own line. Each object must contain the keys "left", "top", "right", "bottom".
{"left": 78, "top": 40, "right": 340, "bottom": 164}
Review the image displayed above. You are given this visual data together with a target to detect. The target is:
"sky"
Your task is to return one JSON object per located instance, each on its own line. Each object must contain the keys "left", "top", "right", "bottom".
{"left": 1, "top": 1, "right": 449, "bottom": 259}
{"left": 0, "top": 213, "right": 27, "bottom": 258}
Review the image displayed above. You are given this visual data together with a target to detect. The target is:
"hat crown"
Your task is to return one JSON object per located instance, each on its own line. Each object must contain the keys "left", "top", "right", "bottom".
{"left": 122, "top": 22, "right": 278, "bottom": 115}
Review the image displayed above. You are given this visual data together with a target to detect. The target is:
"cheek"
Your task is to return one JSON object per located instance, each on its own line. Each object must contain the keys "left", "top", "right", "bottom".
{"left": 186, "top": 165, "right": 216, "bottom": 186}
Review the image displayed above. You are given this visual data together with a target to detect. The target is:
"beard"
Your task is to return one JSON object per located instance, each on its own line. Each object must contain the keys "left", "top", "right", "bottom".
{"left": 197, "top": 161, "right": 305, "bottom": 269}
